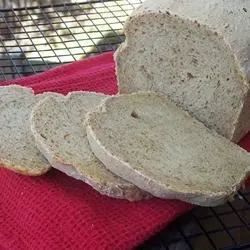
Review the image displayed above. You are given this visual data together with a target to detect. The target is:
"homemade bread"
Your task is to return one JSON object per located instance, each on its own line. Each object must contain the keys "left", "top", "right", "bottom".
{"left": 30, "top": 92, "right": 148, "bottom": 201}
{"left": 115, "top": 0, "right": 250, "bottom": 142}
{"left": 0, "top": 85, "right": 53, "bottom": 175}
{"left": 86, "top": 92, "right": 250, "bottom": 206}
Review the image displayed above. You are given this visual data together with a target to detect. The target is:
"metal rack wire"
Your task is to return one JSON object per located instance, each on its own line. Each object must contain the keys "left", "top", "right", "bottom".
{"left": 140, "top": 190, "right": 250, "bottom": 250}
{"left": 1, "top": 1, "right": 250, "bottom": 249}
{"left": 0, "top": 0, "right": 141, "bottom": 79}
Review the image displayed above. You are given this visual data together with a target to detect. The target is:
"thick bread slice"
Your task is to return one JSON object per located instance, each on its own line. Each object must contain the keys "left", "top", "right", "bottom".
{"left": 30, "top": 92, "right": 148, "bottom": 201}
{"left": 86, "top": 92, "right": 250, "bottom": 206}
{"left": 0, "top": 85, "right": 55, "bottom": 175}
{"left": 115, "top": 0, "right": 250, "bottom": 142}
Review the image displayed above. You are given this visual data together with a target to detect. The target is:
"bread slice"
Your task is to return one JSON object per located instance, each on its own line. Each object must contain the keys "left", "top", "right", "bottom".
{"left": 115, "top": 0, "right": 250, "bottom": 143}
{"left": 86, "top": 92, "right": 250, "bottom": 206}
{"left": 0, "top": 85, "right": 55, "bottom": 175}
{"left": 30, "top": 92, "right": 149, "bottom": 201}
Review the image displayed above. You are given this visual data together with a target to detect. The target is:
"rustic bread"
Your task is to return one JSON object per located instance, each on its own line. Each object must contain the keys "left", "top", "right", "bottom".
{"left": 86, "top": 92, "right": 250, "bottom": 206}
{"left": 30, "top": 92, "right": 148, "bottom": 201}
{"left": 0, "top": 85, "right": 54, "bottom": 175}
{"left": 115, "top": 0, "right": 250, "bottom": 142}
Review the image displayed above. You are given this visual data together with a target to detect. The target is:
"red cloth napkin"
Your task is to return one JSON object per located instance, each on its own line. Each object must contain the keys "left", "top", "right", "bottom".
{"left": 1, "top": 52, "right": 250, "bottom": 250}
{"left": 0, "top": 52, "right": 193, "bottom": 250}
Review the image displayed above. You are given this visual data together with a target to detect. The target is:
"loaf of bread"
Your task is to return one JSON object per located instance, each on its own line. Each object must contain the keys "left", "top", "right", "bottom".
{"left": 115, "top": 0, "right": 250, "bottom": 142}
{"left": 0, "top": 85, "right": 54, "bottom": 175}
{"left": 86, "top": 92, "right": 250, "bottom": 206}
{"left": 30, "top": 92, "right": 149, "bottom": 201}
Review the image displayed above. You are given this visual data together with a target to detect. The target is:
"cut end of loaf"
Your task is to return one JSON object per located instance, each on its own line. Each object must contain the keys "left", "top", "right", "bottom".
{"left": 115, "top": 8, "right": 249, "bottom": 142}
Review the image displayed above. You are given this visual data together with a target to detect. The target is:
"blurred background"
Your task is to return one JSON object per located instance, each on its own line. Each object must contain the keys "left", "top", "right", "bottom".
{"left": 0, "top": 0, "right": 141, "bottom": 79}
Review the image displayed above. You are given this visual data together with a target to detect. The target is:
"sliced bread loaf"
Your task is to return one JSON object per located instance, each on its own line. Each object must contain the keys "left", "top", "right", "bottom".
{"left": 115, "top": 0, "right": 250, "bottom": 142}
{"left": 0, "top": 85, "right": 54, "bottom": 175}
{"left": 86, "top": 92, "right": 250, "bottom": 206}
{"left": 30, "top": 92, "right": 148, "bottom": 201}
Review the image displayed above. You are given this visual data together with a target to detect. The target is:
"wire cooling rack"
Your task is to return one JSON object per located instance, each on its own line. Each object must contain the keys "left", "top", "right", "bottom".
{"left": 0, "top": 0, "right": 141, "bottom": 80}
{"left": 1, "top": 1, "right": 250, "bottom": 249}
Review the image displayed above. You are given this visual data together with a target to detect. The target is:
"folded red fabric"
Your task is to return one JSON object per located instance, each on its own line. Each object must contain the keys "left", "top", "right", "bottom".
{"left": 1, "top": 52, "right": 249, "bottom": 250}
{"left": 0, "top": 52, "right": 193, "bottom": 250}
